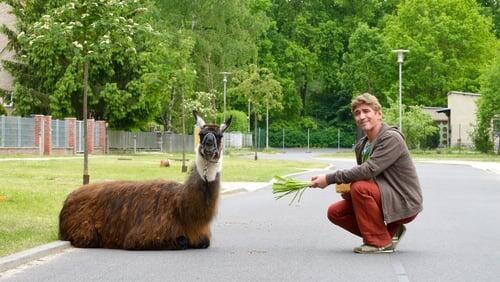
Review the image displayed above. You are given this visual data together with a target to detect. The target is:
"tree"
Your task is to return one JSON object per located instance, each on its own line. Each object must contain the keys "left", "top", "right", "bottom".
{"left": 383, "top": 0, "right": 496, "bottom": 106}
{"left": 11, "top": 0, "right": 161, "bottom": 184}
{"left": 384, "top": 100, "right": 439, "bottom": 149}
{"left": 154, "top": 31, "right": 197, "bottom": 133}
{"left": 477, "top": 0, "right": 500, "bottom": 38}
{"left": 155, "top": 0, "right": 270, "bottom": 99}
{"left": 473, "top": 46, "right": 500, "bottom": 153}
{"left": 341, "top": 23, "right": 393, "bottom": 105}
{"left": 230, "top": 64, "right": 282, "bottom": 158}
{"left": 5, "top": 0, "right": 161, "bottom": 129}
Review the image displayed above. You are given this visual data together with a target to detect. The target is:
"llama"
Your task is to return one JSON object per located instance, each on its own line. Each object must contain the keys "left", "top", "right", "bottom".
{"left": 58, "top": 110, "right": 232, "bottom": 250}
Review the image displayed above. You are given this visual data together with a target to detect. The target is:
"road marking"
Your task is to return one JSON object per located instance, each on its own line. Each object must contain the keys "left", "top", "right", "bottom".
{"left": 391, "top": 255, "right": 410, "bottom": 282}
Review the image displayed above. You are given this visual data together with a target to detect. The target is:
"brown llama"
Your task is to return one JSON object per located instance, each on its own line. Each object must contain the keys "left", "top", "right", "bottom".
{"left": 59, "top": 110, "right": 232, "bottom": 250}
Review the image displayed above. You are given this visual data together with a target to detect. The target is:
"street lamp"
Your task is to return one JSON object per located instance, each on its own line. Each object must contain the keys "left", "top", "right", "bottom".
{"left": 220, "top": 72, "right": 231, "bottom": 121}
{"left": 392, "top": 49, "right": 409, "bottom": 132}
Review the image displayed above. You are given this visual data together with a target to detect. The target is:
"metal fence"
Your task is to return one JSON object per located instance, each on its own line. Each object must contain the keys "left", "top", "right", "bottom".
{"left": 51, "top": 119, "right": 67, "bottom": 148}
{"left": 76, "top": 121, "right": 83, "bottom": 153}
{"left": 108, "top": 130, "right": 253, "bottom": 153}
{"left": 108, "top": 130, "right": 195, "bottom": 153}
{"left": 0, "top": 115, "right": 35, "bottom": 147}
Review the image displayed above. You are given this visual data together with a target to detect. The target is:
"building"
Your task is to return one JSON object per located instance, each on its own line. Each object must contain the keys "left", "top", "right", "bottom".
{"left": 425, "top": 91, "right": 479, "bottom": 148}
{"left": 422, "top": 107, "right": 449, "bottom": 147}
{"left": 0, "top": 3, "right": 16, "bottom": 111}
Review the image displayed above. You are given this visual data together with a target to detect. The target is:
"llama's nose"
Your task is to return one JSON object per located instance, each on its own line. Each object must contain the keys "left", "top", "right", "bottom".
{"left": 203, "top": 134, "right": 217, "bottom": 151}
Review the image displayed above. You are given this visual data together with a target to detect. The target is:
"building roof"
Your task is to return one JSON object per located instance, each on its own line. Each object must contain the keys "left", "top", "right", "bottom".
{"left": 447, "top": 91, "right": 480, "bottom": 97}
{"left": 422, "top": 107, "right": 449, "bottom": 121}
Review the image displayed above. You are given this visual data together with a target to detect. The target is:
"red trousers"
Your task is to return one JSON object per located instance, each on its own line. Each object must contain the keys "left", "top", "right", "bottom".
{"left": 327, "top": 180, "right": 417, "bottom": 247}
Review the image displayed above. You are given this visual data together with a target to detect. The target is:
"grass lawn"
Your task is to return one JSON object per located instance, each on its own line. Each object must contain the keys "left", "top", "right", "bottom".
{"left": 0, "top": 153, "right": 325, "bottom": 257}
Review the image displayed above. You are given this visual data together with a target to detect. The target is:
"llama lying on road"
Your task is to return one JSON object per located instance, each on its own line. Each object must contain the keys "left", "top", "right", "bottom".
{"left": 59, "top": 111, "right": 232, "bottom": 250}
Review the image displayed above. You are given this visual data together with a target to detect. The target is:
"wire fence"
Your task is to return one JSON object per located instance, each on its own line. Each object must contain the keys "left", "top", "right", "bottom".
{"left": 2, "top": 115, "right": 362, "bottom": 154}
{"left": 0, "top": 115, "right": 35, "bottom": 147}
{"left": 51, "top": 119, "right": 67, "bottom": 148}
{"left": 107, "top": 130, "right": 253, "bottom": 153}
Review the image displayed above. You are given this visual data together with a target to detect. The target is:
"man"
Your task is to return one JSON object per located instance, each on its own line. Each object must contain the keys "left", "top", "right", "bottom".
{"left": 310, "top": 93, "right": 423, "bottom": 254}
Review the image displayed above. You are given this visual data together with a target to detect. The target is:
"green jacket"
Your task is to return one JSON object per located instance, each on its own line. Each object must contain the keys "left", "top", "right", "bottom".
{"left": 326, "top": 124, "right": 423, "bottom": 223}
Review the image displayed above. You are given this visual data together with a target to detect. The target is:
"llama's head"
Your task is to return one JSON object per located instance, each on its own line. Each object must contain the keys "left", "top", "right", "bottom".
{"left": 193, "top": 110, "right": 232, "bottom": 163}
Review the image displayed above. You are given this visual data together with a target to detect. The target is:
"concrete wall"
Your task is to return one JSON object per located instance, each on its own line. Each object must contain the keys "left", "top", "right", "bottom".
{"left": 0, "top": 3, "right": 16, "bottom": 108}
{"left": 448, "top": 91, "right": 479, "bottom": 148}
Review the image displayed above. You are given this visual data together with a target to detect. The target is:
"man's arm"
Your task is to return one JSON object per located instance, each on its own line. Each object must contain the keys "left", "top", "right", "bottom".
{"left": 325, "top": 132, "right": 404, "bottom": 185}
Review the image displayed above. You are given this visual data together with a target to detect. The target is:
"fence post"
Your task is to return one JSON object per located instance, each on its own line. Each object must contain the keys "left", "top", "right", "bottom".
{"left": 0, "top": 116, "right": 3, "bottom": 147}
{"left": 87, "top": 118, "right": 95, "bottom": 154}
{"left": 65, "top": 118, "right": 77, "bottom": 155}
{"left": 17, "top": 117, "right": 21, "bottom": 147}
{"left": 43, "top": 116, "right": 52, "bottom": 155}
{"left": 133, "top": 134, "right": 137, "bottom": 154}
{"left": 307, "top": 128, "right": 310, "bottom": 153}
{"left": 337, "top": 128, "right": 340, "bottom": 152}
{"left": 282, "top": 128, "right": 285, "bottom": 153}
{"left": 96, "top": 121, "right": 107, "bottom": 154}
{"left": 1, "top": 115, "right": 5, "bottom": 147}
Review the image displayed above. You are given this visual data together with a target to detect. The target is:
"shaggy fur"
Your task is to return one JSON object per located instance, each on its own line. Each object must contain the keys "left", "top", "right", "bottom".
{"left": 59, "top": 111, "right": 231, "bottom": 250}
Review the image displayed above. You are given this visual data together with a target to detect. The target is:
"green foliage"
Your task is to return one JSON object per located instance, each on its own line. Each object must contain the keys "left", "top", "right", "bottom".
{"left": 230, "top": 64, "right": 283, "bottom": 120}
{"left": 216, "top": 110, "right": 248, "bottom": 133}
{"left": 341, "top": 23, "right": 392, "bottom": 105}
{"left": 477, "top": 0, "right": 500, "bottom": 38}
{"left": 268, "top": 118, "right": 355, "bottom": 148}
{"left": 473, "top": 46, "right": 500, "bottom": 153}
{"left": 383, "top": 0, "right": 497, "bottom": 106}
{"left": 0, "top": 104, "right": 7, "bottom": 116}
{"left": 384, "top": 100, "right": 440, "bottom": 149}
{"left": 6, "top": 0, "right": 162, "bottom": 129}
{"left": 422, "top": 128, "right": 441, "bottom": 149}
{"left": 155, "top": 0, "right": 270, "bottom": 93}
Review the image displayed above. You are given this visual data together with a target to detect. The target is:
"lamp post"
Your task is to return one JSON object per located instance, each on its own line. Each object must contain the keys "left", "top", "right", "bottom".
{"left": 392, "top": 49, "right": 409, "bottom": 132}
{"left": 220, "top": 72, "right": 230, "bottom": 121}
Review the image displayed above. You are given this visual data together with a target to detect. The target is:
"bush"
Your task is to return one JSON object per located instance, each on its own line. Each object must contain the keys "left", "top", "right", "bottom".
{"left": 472, "top": 124, "right": 493, "bottom": 153}
{"left": 217, "top": 110, "right": 248, "bottom": 132}
{"left": 0, "top": 104, "right": 6, "bottom": 116}
{"left": 421, "top": 126, "right": 440, "bottom": 149}
{"left": 268, "top": 125, "right": 355, "bottom": 148}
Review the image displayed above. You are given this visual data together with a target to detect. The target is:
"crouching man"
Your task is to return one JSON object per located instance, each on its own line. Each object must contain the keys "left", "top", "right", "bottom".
{"left": 310, "top": 93, "right": 423, "bottom": 254}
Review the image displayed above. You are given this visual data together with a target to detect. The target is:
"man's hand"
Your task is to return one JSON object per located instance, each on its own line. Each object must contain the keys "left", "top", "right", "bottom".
{"left": 310, "top": 175, "right": 328, "bottom": 189}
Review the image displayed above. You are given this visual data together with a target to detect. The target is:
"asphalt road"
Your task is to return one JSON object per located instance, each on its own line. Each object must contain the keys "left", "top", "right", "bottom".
{"left": 1, "top": 151, "right": 499, "bottom": 281}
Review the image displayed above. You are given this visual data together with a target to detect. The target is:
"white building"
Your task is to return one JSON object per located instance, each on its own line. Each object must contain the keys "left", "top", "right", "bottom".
{"left": 426, "top": 91, "right": 480, "bottom": 148}
{"left": 0, "top": 3, "right": 16, "bottom": 110}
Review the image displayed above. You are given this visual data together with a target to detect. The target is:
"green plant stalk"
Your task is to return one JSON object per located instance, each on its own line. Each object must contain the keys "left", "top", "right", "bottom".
{"left": 272, "top": 176, "right": 310, "bottom": 205}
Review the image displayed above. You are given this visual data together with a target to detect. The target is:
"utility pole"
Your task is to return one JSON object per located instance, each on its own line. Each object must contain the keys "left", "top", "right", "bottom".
{"left": 82, "top": 60, "right": 89, "bottom": 185}
{"left": 220, "top": 72, "right": 230, "bottom": 121}
{"left": 392, "top": 49, "right": 409, "bottom": 133}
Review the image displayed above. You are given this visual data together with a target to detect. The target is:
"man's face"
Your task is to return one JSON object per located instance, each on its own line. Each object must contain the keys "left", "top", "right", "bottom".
{"left": 353, "top": 104, "right": 382, "bottom": 132}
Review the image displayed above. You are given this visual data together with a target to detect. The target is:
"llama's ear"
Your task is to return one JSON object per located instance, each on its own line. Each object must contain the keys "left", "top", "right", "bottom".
{"left": 220, "top": 115, "right": 232, "bottom": 133}
{"left": 193, "top": 110, "right": 205, "bottom": 128}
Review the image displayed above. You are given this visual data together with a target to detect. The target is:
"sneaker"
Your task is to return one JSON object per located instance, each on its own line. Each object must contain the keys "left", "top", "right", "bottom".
{"left": 392, "top": 224, "right": 406, "bottom": 250}
{"left": 353, "top": 243, "right": 394, "bottom": 254}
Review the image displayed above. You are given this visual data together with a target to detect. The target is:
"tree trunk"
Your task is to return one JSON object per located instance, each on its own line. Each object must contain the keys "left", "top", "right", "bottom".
{"left": 83, "top": 59, "right": 90, "bottom": 185}
{"left": 254, "top": 111, "right": 258, "bottom": 160}
{"left": 300, "top": 81, "right": 308, "bottom": 116}
{"left": 166, "top": 87, "right": 176, "bottom": 132}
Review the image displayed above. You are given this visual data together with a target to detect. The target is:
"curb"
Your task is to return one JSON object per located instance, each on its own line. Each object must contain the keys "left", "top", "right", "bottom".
{"left": 0, "top": 241, "right": 71, "bottom": 273}
{"left": 221, "top": 187, "right": 249, "bottom": 195}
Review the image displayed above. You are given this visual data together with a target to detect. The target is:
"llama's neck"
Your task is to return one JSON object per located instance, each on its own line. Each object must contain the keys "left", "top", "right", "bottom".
{"left": 195, "top": 146, "right": 223, "bottom": 182}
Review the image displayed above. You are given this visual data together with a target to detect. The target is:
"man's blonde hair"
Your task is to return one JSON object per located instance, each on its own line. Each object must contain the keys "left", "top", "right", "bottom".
{"left": 351, "top": 93, "right": 382, "bottom": 113}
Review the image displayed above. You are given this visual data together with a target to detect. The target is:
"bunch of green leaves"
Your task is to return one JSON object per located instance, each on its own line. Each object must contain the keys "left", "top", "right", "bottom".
{"left": 272, "top": 176, "right": 310, "bottom": 205}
